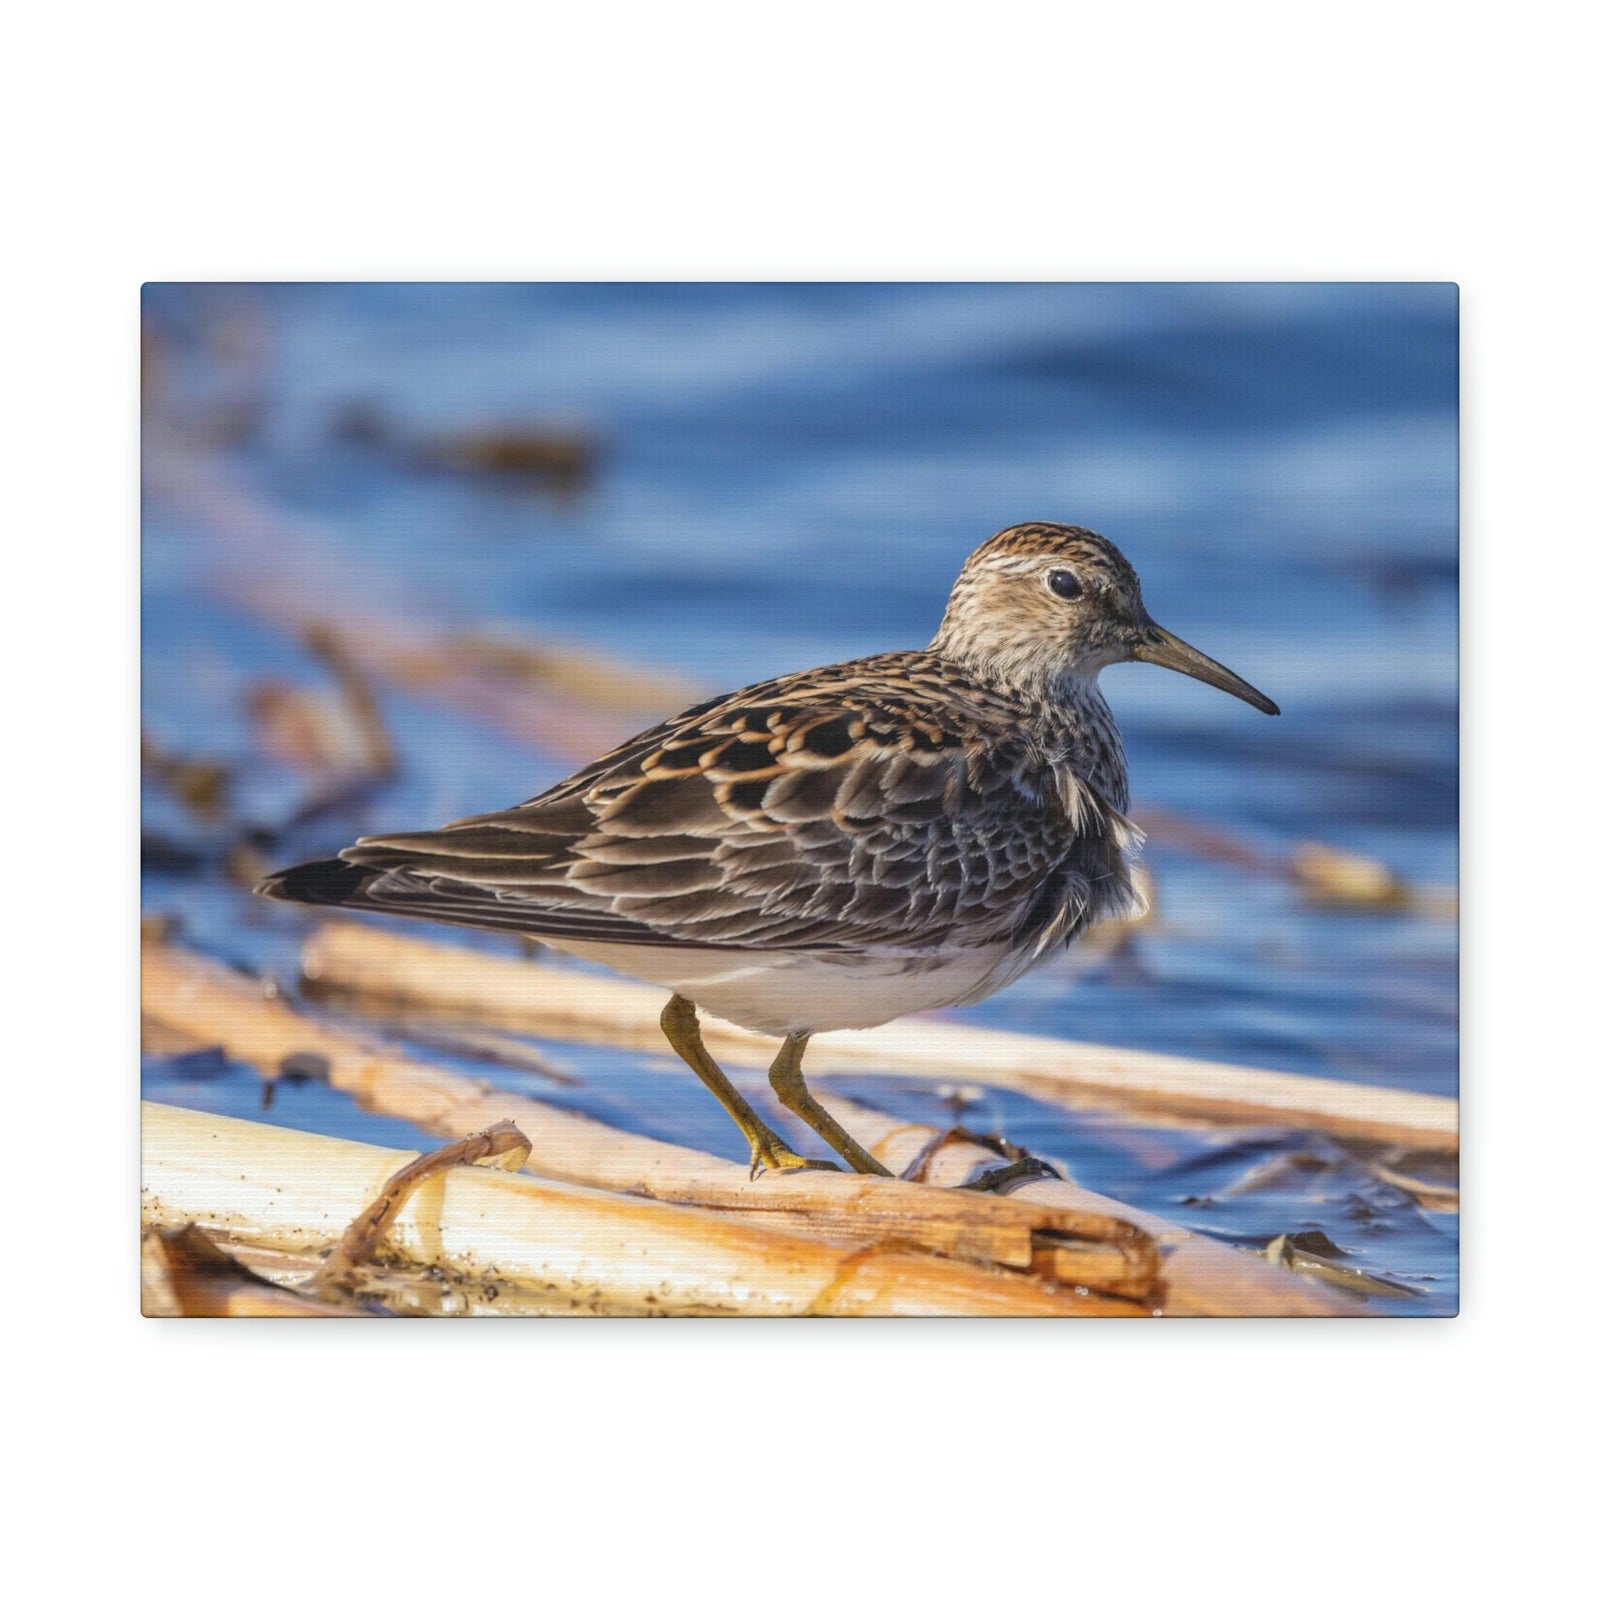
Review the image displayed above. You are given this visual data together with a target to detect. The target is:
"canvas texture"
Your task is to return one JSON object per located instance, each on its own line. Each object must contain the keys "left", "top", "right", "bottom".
{"left": 140, "top": 283, "right": 1459, "bottom": 1317}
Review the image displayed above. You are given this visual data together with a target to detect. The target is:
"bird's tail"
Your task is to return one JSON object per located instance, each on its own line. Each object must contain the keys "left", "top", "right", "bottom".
{"left": 254, "top": 857, "right": 384, "bottom": 907}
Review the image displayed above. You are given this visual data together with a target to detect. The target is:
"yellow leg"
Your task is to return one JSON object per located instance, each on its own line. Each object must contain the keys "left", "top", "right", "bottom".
{"left": 659, "top": 995, "right": 839, "bottom": 1178}
{"left": 768, "top": 1033, "right": 893, "bottom": 1177}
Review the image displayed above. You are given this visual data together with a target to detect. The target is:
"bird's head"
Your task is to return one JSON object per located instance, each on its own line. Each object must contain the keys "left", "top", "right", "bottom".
{"left": 931, "top": 522, "right": 1279, "bottom": 714}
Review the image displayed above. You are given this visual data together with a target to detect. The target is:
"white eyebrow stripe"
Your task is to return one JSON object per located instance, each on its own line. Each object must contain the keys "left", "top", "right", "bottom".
{"left": 977, "top": 553, "right": 1056, "bottom": 575}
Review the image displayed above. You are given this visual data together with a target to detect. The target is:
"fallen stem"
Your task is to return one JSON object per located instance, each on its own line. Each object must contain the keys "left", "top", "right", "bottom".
{"left": 300, "top": 921, "right": 1458, "bottom": 1152}
{"left": 141, "top": 939, "right": 1363, "bottom": 1313}
{"left": 311, "top": 1119, "right": 532, "bottom": 1292}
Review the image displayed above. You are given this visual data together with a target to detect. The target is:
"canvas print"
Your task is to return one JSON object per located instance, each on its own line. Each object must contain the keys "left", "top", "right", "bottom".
{"left": 140, "top": 282, "right": 1459, "bottom": 1317}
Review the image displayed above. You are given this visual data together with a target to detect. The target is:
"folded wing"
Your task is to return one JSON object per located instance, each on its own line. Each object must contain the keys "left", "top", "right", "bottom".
{"left": 261, "top": 658, "right": 1141, "bottom": 954}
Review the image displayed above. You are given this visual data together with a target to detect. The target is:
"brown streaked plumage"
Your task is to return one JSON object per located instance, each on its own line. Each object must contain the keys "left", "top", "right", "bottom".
{"left": 259, "top": 522, "right": 1278, "bottom": 1180}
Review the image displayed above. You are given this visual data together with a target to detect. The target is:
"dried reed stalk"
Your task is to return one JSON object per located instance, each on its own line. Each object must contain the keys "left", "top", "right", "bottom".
{"left": 142, "top": 1102, "right": 1133, "bottom": 1317}
{"left": 300, "top": 922, "right": 1458, "bottom": 1152}
{"left": 143, "top": 940, "right": 1356, "bottom": 1313}
{"left": 143, "top": 943, "right": 1155, "bottom": 1299}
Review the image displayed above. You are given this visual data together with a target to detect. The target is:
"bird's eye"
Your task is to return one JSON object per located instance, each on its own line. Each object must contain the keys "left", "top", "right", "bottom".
{"left": 1048, "top": 569, "right": 1084, "bottom": 601}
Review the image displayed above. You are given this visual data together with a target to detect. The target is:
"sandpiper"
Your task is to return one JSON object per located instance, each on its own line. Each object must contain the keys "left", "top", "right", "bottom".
{"left": 259, "top": 523, "right": 1278, "bottom": 1179}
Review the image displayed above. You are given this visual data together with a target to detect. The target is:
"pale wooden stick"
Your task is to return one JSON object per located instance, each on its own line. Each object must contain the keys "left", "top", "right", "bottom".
{"left": 142, "top": 1103, "right": 1134, "bottom": 1317}
{"left": 143, "top": 942, "right": 1156, "bottom": 1299}
{"left": 301, "top": 921, "right": 1458, "bottom": 1152}
{"left": 142, "top": 941, "right": 1355, "bottom": 1313}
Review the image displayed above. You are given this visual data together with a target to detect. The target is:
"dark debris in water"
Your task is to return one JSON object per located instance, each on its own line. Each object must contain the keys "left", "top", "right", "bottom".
{"left": 142, "top": 621, "right": 405, "bottom": 892}
{"left": 1167, "top": 1133, "right": 1454, "bottom": 1304}
{"left": 838, "top": 1078, "right": 1457, "bottom": 1314}
{"left": 1260, "top": 1232, "right": 1423, "bottom": 1301}
{"left": 142, "top": 731, "right": 233, "bottom": 823}
{"left": 331, "top": 401, "right": 601, "bottom": 498}
{"left": 161, "top": 1047, "right": 231, "bottom": 1083}
{"left": 261, "top": 1050, "right": 332, "bottom": 1110}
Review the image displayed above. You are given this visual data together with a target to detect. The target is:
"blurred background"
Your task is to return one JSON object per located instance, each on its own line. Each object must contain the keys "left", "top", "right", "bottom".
{"left": 141, "top": 282, "right": 1458, "bottom": 1311}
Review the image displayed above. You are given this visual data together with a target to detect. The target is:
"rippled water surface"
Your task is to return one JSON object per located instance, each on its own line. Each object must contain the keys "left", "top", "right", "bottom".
{"left": 142, "top": 283, "right": 1458, "bottom": 1314}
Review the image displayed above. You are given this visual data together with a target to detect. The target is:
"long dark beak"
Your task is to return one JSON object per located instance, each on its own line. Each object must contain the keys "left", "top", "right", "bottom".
{"left": 1132, "top": 624, "right": 1280, "bottom": 715}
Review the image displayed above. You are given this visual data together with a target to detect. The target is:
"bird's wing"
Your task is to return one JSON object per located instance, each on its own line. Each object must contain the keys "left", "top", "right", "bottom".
{"left": 307, "top": 657, "right": 1140, "bottom": 953}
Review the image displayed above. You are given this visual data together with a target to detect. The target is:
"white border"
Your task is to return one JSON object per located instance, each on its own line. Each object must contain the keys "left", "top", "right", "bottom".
{"left": 8, "top": 1, "right": 1588, "bottom": 1586}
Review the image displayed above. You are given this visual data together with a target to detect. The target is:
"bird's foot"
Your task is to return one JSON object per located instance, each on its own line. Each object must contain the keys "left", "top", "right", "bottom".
{"left": 901, "top": 1125, "right": 1062, "bottom": 1191}
{"left": 747, "top": 1136, "right": 842, "bottom": 1181}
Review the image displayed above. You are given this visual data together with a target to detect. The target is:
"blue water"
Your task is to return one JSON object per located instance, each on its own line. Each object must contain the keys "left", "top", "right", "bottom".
{"left": 142, "top": 283, "right": 1458, "bottom": 1313}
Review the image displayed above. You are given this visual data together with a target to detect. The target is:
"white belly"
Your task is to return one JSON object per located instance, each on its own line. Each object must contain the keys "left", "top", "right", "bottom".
{"left": 539, "top": 937, "right": 1046, "bottom": 1037}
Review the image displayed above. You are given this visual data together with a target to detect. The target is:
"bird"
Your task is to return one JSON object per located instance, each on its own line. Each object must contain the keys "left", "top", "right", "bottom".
{"left": 258, "top": 522, "right": 1278, "bottom": 1181}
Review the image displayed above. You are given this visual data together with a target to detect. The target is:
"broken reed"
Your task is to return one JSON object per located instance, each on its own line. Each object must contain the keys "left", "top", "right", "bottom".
{"left": 142, "top": 938, "right": 1362, "bottom": 1315}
